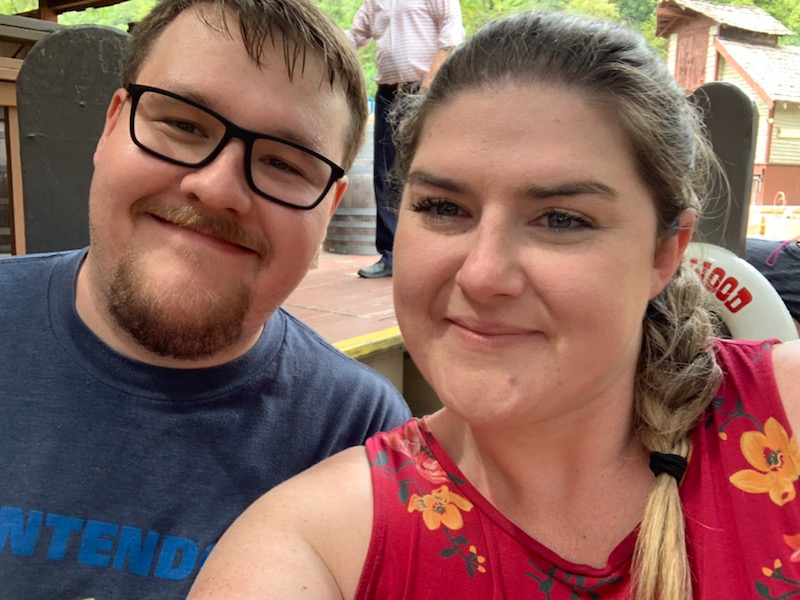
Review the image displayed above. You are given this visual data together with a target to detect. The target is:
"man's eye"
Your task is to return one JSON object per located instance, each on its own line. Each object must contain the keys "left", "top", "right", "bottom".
{"left": 266, "top": 157, "right": 301, "bottom": 175}
{"left": 164, "top": 119, "right": 203, "bottom": 136}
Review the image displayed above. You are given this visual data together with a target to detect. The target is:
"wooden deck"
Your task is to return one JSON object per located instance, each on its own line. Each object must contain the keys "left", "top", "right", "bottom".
{"left": 284, "top": 251, "right": 397, "bottom": 346}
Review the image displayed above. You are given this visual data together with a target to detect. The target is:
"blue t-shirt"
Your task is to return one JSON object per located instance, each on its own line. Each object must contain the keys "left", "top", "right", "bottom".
{"left": 0, "top": 249, "right": 410, "bottom": 598}
{"left": 745, "top": 238, "right": 800, "bottom": 321}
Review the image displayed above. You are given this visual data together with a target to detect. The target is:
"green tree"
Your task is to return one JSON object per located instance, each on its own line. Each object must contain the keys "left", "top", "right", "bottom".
{"left": 564, "top": 0, "right": 619, "bottom": 20}
{"left": 757, "top": 0, "right": 800, "bottom": 44}
{"left": 0, "top": 0, "right": 37, "bottom": 14}
{"left": 614, "top": 0, "right": 655, "bottom": 26}
{"left": 640, "top": 11, "right": 667, "bottom": 53}
{"left": 460, "top": 0, "right": 556, "bottom": 35}
{"left": 58, "top": 0, "right": 155, "bottom": 29}
{"left": 316, "top": 0, "right": 378, "bottom": 97}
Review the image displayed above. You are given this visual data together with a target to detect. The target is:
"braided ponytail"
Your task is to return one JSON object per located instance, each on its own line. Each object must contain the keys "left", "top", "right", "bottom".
{"left": 631, "top": 263, "right": 723, "bottom": 599}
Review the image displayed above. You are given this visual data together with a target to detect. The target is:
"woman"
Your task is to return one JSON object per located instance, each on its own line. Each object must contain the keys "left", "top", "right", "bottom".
{"left": 189, "top": 11, "right": 800, "bottom": 599}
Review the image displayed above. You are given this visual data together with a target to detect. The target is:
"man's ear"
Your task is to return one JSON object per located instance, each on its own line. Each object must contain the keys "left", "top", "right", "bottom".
{"left": 328, "top": 176, "right": 348, "bottom": 217}
{"left": 93, "top": 88, "right": 128, "bottom": 165}
{"left": 650, "top": 209, "right": 696, "bottom": 299}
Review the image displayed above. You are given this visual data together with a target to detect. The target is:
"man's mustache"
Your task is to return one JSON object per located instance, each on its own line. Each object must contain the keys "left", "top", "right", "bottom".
{"left": 132, "top": 198, "right": 268, "bottom": 257}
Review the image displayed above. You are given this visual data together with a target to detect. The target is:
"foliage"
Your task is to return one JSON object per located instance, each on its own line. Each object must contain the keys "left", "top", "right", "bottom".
{"left": 0, "top": 0, "right": 36, "bottom": 13}
{"left": 460, "top": 0, "right": 552, "bottom": 35}
{"left": 57, "top": 0, "right": 154, "bottom": 29}
{"left": 563, "top": 0, "right": 619, "bottom": 21}
{"left": 640, "top": 11, "right": 668, "bottom": 54}
{"left": 616, "top": 0, "right": 656, "bottom": 27}
{"left": 0, "top": 0, "right": 155, "bottom": 28}
{"left": 759, "top": 0, "right": 800, "bottom": 45}
{"left": 315, "top": 0, "right": 377, "bottom": 96}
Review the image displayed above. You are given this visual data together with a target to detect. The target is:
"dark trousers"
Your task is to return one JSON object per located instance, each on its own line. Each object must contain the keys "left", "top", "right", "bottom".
{"left": 373, "top": 83, "right": 412, "bottom": 268}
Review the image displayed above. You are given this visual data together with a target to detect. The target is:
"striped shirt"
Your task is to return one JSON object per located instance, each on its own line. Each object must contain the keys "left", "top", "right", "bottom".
{"left": 346, "top": 0, "right": 464, "bottom": 85}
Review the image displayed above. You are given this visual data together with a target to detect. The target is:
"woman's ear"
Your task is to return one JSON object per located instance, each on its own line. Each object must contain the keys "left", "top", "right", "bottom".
{"left": 650, "top": 209, "right": 696, "bottom": 299}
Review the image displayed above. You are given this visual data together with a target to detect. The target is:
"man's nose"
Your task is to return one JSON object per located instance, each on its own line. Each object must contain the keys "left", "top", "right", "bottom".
{"left": 179, "top": 138, "right": 253, "bottom": 214}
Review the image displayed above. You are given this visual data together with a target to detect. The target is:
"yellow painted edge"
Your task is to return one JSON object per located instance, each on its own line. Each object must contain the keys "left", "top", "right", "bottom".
{"left": 334, "top": 326, "right": 404, "bottom": 360}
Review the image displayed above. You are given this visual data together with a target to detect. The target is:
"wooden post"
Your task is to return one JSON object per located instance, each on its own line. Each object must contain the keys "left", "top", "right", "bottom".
{"left": 0, "top": 57, "right": 23, "bottom": 255}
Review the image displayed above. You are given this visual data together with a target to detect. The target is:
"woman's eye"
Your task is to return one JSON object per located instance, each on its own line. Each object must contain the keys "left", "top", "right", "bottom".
{"left": 411, "top": 198, "right": 465, "bottom": 218}
{"left": 542, "top": 211, "right": 592, "bottom": 230}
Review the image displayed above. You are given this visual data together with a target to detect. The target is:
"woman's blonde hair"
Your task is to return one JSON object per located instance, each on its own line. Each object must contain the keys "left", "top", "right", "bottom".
{"left": 394, "top": 11, "right": 724, "bottom": 598}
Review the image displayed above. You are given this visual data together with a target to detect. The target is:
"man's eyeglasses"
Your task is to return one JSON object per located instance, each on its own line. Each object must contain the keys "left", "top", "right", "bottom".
{"left": 126, "top": 84, "right": 345, "bottom": 210}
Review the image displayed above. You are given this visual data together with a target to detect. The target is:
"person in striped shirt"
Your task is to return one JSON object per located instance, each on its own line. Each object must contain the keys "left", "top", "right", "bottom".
{"left": 346, "top": 0, "right": 464, "bottom": 279}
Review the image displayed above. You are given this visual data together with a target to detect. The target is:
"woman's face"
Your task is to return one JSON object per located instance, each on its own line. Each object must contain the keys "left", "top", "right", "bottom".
{"left": 393, "top": 84, "right": 688, "bottom": 428}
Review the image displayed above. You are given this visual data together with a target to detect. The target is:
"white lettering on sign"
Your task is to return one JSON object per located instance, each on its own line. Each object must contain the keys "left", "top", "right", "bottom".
{"left": 689, "top": 258, "right": 753, "bottom": 314}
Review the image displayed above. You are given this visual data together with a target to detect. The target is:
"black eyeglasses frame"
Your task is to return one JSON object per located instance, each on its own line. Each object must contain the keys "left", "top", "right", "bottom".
{"left": 125, "top": 83, "right": 346, "bottom": 211}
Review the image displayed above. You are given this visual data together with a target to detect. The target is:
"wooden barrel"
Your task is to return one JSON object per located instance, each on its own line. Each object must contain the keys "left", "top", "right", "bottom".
{"left": 323, "top": 120, "right": 377, "bottom": 255}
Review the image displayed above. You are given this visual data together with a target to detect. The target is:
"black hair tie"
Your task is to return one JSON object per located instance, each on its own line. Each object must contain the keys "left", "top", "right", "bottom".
{"left": 649, "top": 452, "right": 688, "bottom": 481}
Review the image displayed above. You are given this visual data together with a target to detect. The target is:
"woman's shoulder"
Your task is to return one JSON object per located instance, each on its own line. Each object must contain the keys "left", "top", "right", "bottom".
{"left": 712, "top": 338, "right": 779, "bottom": 389}
{"left": 188, "top": 445, "right": 373, "bottom": 599}
{"left": 713, "top": 338, "right": 800, "bottom": 436}
{"left": 772, "top": 339, "right": 800, "bottom": 435}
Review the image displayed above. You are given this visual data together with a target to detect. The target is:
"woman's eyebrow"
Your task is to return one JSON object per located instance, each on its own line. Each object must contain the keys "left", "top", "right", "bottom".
{"left": 526, "top": 180, "right": 619, "bottom": 200}
{"left": 406, "top": 170, "right": 468, "bottom": 194}
{"left": 407, "top": 171, "right": 619, "bottom": 202}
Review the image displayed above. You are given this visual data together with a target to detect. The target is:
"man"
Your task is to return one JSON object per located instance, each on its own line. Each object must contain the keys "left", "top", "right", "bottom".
{"left": 347, "top": 0, "right": 464, "bottom": 278}
{"left": 746, "top": 236, "right": 800, "bottom": 335}
{"left": 0, "top": 0, "right": 410, "bottom": 597}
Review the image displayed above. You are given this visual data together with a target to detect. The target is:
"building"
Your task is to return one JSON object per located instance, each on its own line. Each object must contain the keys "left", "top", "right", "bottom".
{"left": 657, "top": 0, "right": 800, "bottom": 209}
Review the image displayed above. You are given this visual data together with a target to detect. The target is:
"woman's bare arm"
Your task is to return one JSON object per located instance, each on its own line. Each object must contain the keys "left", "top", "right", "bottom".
{"left": 188, "top": 446, "right": 373, "bottom": 599}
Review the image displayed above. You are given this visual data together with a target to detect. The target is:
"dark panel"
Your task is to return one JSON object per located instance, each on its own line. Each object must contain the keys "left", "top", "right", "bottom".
{"left": 17, "top": 24, "right": 128, "bottom": 253}
{"left": 690, "top": 81, "right": 758, "bottom": 257}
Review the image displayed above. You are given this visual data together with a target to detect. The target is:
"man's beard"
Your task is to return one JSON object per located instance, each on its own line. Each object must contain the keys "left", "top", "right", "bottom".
{"left": 107, "top": 250, "right": 252, "bottom": 361}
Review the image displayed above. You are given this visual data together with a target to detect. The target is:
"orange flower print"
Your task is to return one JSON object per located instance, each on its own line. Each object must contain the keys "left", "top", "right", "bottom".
{"left": 386, "top": 421, "right": 449, "bottom": 484}
{"left": 784, "top": 534, "right": 800, "bottom": 563}
{"left": 408, "top": 485, "right": 474, "bottom": 530}
{"left": 729, "top": 417, "right": 800, "bottom": 506}
{"left": 763, "top": 558, "right": 783, "bottom": 578}
{"left": 469, "top": 545, "right": 487, "bottom": 574}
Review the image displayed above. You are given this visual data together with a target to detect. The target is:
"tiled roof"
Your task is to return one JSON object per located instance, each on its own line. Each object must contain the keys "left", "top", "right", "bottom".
{"left": 664, "top": 0, "right": 793, "bottom": 36}
{"left": 718, "top": 38, "right": 800, "bottom": 104}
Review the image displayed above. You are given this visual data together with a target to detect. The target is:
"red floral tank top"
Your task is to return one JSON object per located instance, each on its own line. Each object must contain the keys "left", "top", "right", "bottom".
{"left": 357, "top": 339, "right": 800, "bottom": 599}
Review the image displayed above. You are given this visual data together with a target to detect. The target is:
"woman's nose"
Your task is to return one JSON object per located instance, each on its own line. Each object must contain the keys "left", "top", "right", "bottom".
{"left": 454, "top": 220, "right": 526, "bottom": 301}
